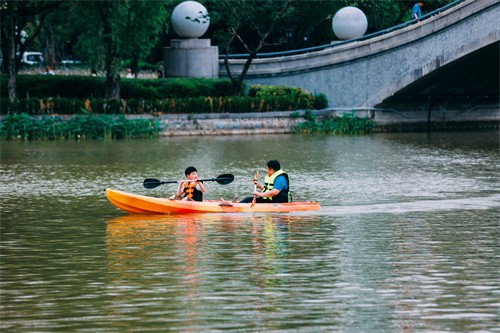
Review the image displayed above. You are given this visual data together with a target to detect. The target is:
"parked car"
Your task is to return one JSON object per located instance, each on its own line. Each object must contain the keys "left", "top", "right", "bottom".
{"left": 20, "top": 52, "right": 44, "bottom": 65}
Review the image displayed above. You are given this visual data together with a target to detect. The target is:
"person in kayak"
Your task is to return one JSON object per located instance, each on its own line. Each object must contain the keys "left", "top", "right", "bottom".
{"left": 170, "top": 166, "right": 205, "bottom": 201}
{"left": 239, "top": 160, "right": 289, "bottom": 203}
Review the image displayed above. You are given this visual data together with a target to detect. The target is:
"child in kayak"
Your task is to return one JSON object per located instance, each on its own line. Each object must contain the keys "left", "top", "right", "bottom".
{"left": 169, "top": 166, "right": 205, "bottom": 201}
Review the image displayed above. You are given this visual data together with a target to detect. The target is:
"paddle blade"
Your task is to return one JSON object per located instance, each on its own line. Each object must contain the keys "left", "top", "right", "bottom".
{"left": 214, "top": 174, "right": 234, "bottom": 185}
{"left": 143, "top": 178, "right": 163, "bottom": 189}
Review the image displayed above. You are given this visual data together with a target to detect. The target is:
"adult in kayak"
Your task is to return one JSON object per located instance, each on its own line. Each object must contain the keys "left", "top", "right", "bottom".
{"left": 240, "top": 160, "right": 290, "bottom": 203}
{"left": 169, "top": 166, "right": 205, "bottom": 201}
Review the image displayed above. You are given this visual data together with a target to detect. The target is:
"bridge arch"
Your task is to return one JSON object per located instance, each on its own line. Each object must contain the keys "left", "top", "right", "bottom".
{"left": 219, "top": 0, "right": 499, "bottom": 109}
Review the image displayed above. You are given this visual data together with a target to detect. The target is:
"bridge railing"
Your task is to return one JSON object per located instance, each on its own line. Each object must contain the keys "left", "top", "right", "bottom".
{"left": 220, "top": 0, "right": 465, "bottom": 60}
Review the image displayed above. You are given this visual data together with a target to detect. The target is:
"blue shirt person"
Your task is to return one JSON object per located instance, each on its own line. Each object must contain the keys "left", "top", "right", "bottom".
{"left": 412, "top": 2, "right": 424, "bottom": 21}
{"left": 239, "top": 159, "right": 290, "bottom": 203}
{"left": 272, "top": 175, "right": 288, "bottom": 194}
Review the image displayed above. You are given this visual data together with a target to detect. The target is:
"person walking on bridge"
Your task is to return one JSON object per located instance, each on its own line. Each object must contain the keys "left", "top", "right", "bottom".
{"left": 412, "top": 1, "right": 424, "bottom": 22}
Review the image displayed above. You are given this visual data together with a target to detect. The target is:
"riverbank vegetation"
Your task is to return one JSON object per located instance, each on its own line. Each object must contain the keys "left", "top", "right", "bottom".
{"left": 0, "top": 113, "right": 162, "bottom": 141}
{"left": 291, "top": 110, "right": 376, "bottom": 135}
{"left": 0, "top": 76, "right": 327, "bottom": 115}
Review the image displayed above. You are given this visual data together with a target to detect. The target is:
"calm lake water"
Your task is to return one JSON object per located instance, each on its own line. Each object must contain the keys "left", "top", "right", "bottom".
{"left": 1, "top": 131, "right": 499, "bottom": 332}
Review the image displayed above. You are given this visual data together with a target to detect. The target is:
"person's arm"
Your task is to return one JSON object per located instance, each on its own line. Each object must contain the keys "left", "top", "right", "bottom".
{"left": 196, "top": 179, "right": 205, "bottom": 193}
{"left": 254, "top": 188, "right": 279, "bottom": 198}
{"left": 176, "top": 181, "right": 185, "bottom": 196}
{"left": 254, "top": 175, "right": 286, "bottom": 198}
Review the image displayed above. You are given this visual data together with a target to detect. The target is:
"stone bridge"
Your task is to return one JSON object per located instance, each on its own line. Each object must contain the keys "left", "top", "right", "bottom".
{"left": 219, "top": 0, "right": 499, "bottom": 113}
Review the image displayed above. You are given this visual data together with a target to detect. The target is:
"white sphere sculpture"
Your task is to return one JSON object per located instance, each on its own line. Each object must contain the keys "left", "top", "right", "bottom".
{"left": 332, "top": 6, "right": 368, "bottom": 40}
{"left": 171, "top": 1, "right": 210, "bottom": 38}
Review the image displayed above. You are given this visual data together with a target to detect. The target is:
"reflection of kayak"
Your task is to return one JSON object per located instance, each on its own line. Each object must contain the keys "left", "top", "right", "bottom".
{"left": 106, "top": 188, "right": 320, "bottom": 214}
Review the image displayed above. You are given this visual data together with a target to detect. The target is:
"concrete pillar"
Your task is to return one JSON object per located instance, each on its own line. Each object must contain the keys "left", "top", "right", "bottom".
{"left": 163, "top": 39, "right": 219, "bottom": 78}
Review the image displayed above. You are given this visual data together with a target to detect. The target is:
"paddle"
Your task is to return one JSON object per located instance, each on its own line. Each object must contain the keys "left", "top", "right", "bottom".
{"left": 143, "top": 173, "right": 234, "bottom": 189}
{"left": 251, "top": 171, "right": 259, "bottom": 207}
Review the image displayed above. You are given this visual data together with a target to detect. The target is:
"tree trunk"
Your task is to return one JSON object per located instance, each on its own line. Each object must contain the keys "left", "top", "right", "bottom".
{"left": 1, "top": 1, "right": 61, "bottom": 101}
{"left": 100, "top": 3, "right": 121, "bottom": 100}
{"left": 4, "top": 2, "right": 17, "bottom": 101}
{"left": 104, "top": 57, "right": 121, "bottom": 99}
{"left": 235, "top": 53, "right": 256, "bottom": 96}
{"left": 131, "top": 53, "right": 139, "bottom": 78}
{"left": 45, "top": 27, "right": 57, "bottom": 66}
{"left": 223, "top": 41, "right": 256, "bottom": 96}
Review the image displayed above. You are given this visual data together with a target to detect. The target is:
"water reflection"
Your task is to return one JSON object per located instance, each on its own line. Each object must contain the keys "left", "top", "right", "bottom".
{"left": 105, "top": 214, "right": 322, "bottom": 329}
{"left": 106, "top": 214, "right": 319, "bottom": 281}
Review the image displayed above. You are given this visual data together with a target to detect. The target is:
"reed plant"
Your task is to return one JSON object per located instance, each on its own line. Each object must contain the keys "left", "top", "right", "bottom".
{"left": 292, "top": 111, "right": 376, "bottom": 134}
{"left": 0, "top": 112, "right": 162, "bottom": 141}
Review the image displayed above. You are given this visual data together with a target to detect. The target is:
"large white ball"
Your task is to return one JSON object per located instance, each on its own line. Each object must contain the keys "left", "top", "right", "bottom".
{"left": 171, "top": 1, "right": 210, "bottom": 38}
{"left": 332, "top": 6, "right": 368, "bottom": 40}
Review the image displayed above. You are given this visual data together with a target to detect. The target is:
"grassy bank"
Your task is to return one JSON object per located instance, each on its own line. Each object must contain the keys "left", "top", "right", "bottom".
{"left": 0, "top": 113, "right": 162, "bottom": 141}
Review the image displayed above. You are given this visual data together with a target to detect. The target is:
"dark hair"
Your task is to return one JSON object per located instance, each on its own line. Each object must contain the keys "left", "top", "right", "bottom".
{"left": 185, "top": 166, "right": 197, "bottom": 176}
{"left": 266, "top": 160, "right": 281, "bottom": 171}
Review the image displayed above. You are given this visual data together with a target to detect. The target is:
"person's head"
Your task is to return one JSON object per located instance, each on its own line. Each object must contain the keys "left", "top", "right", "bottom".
{"left": 418, "top": 1, "right": 424, "bottom": 7}
{"left": 185, "top": 166, "right": 198, "bottom": 178}
{"left": 266, "top": 160, "right": 281, "bottom": 175}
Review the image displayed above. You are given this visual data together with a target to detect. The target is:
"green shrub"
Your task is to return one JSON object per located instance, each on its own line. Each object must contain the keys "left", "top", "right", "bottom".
{"left": 1, "top": 94, "right": 319, "bottom": 115}
{"left": 292, "top": 111, "right": 376, "bottom": 135}
{"left": 9, "top": 75, "right": 106, "bottom": 99}
{"left": 0, "top": 75, "right": 235, "bottom": 99}
{"left": 0, "top": 75, "right": 327, "bottom": 113}
{"left": 313, "top": 93, "right": 328, "bottom": 109}
{"left": 121, "top": 59, "right": 158, "bottom": 71}
{"left": 248, "top": 84, "right": 318, "bottom": 109}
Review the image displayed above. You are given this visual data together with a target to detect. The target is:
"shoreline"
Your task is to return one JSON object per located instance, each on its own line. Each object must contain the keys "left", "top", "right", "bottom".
{"left": 1, "top": 108, "right": 498, "bottom": 137}
{"left": 149, "top": 108, "right": 500, "bottom": 136}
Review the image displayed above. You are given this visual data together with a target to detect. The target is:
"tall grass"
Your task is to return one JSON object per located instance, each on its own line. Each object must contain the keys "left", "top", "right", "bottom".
{"left": 0, "top": 113, "right": 162, "bottom": 141}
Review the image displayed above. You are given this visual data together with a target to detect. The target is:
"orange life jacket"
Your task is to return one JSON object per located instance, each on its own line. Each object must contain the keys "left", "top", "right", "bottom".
{"left": 182, "top": 182, "right": 203, "bottom": 201}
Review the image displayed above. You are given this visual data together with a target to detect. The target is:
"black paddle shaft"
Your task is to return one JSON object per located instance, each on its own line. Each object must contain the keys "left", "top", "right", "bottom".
{"left": 143, "top": 173, "right": 234, "bottom": 189}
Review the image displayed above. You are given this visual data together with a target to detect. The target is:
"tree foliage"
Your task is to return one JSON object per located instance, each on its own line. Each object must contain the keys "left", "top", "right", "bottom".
{"left": 0, "top": 0, "right": 62, "bottom": 100}
{"left": 210, "top": 0, "right": 295, "bottom": 95}
{"left": 2, "top": 0, "right": 455, "bottom": 99}
{"left": 1, "top": 0, "right": 170, "bottom": 99}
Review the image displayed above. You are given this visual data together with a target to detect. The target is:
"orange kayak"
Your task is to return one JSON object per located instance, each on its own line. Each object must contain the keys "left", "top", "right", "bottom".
{"left": 106, "top": 188, "right": 320, "bottom": 214}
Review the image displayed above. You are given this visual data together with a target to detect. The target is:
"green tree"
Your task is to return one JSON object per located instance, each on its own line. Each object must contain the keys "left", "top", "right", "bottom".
{"left": 277, "top": 1, "right": 344, "bottom": 49}
{"left": 37, "top": 1, "right": 84, "bottom": 67}
{"left": 96, "top": 1, "right": 127, "bottom": 99}
{"left": 79, "top": 0, "right": 169, "bottom": 98}
{"left": 121, "top": 0, "right": 171, "bottom": 77}
{"left": 66, "top": 0, "right": 170, "bottom": 99}
{"left": 209, "top": 0, "right": 455, "bottom": 54}
{"left": 211, "top": 0, "right": 294, "bottom": 95}
{"left": 0, "top": 0, "right": 61, "bottom": 100}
